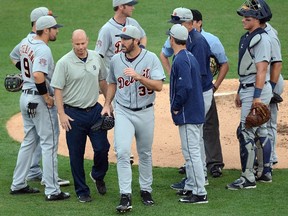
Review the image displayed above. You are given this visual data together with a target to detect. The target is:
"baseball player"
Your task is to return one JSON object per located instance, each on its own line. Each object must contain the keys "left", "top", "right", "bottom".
{"left": 101, "top": 25, "right": 166, "bottom": 213}
{"left": 95, "top": 0, "right": 146, "bottom": 165}
{"left": 95, "top": 0, "right": 146, "bottom": 70}
{"left": 10, "top": 16, "right": 70, "bottom": 201}
{"left": 164, "top": 8, "right": 213, "bottom": 190}
{"left": 226, "top": 0, "right": 273, "bottom": 190}
{"left": 51, "top": 29, "right": 110, "bottom": 203}
{"left": 253, "top": 4, "right": 284, "bottom": 177}
{"left": 9, "top": 6, "right": 70, "bottom": 187}
{"left": 261, "top": 20, "right": 284, "bottom": 165}
{"left": 168, "top": 24, "right": 208, "bottom": 204}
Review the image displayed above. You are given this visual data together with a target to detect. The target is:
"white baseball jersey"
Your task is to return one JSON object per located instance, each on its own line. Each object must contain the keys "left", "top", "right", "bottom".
{"left": 95, "top": 17, "right": 145, "bottom": 69}
{"left": 108, "top": 49, "right": 166, "bottom": 108}
{"left": 19, "top": 36, "right": 54, "bottom": 93}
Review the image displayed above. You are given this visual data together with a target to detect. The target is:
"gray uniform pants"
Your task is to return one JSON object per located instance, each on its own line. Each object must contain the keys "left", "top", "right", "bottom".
{"left": 11, "top": 92, "right": 61, "bottom": 196}
{"left": 114, "top": 103, "right": 154, "bottom": 194}
{"left": 179, "top": 124, "right": 207, "bottom": 196}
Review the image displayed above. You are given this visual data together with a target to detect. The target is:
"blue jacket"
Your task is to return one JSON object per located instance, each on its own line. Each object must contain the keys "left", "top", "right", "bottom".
{"left": 170, "top": 49, "right": 205, "bottom": 125}
{"left": 187, "top": 29, "right": 213, "bottom": 92}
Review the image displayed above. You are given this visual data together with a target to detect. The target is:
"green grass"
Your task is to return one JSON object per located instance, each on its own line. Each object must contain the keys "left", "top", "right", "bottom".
{"left": 0, "top": 0, "right": 287, "bottom": 215}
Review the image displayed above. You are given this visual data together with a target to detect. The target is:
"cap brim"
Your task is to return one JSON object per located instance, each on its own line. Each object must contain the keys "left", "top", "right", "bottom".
{"left": 165, "top": 29, "right": 171, "bottom": 36}
{"left": 115, "top": 34, "right": 133, "bottom": 39}
{"left": 168, "top": 19, "right": 183, "bottom": 24}
{"left": 52, "top": 24, "right": 64, "bottom": 29}
{"left": 126, "top": 0, "right": 138, "bottom": 6}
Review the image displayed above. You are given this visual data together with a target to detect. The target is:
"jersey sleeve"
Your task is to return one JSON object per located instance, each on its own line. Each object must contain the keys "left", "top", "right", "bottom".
{"left": 161, "top": 37, "right": 174, "bottom": 58}
{"left": 95, "top": 26, "right": 111, "bottom": 57}
{"left": 150, "top": 53, "right": 166, "bottom": 81}
{"left": 270, "top": 37, "right": 282, "bottom": 63}
{"left": 210, "top": 40, "right": 228, "bottom": 64}
{"left": 253, "top": 35, "right": 271, "bottom": 64}
{"left": 51, "top": 59, "right": 66, "bottom": 90}
{"left": 10, "top": 43, "right": 21, "bottom": 62}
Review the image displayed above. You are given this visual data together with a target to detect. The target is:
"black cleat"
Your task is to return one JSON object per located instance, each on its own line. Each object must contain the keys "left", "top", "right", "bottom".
{"left": 116, "top": 194, "right": 132, "bottom": 213}
{"left": 46, "top": 192, "right": 70, "bottom": 201}
{"left": 140, "top": 190, "right": 154, "bottom": 206}
{"left": 10, "top": 185, "right": 40, "bottom": 195}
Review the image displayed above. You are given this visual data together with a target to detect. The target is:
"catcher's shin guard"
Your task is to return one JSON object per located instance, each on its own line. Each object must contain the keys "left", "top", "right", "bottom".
{"left": 237, "top": 123, "right": 255, "bottom": 179}
{"left": 255, "top": 137, "right": 272, "bottom": 176}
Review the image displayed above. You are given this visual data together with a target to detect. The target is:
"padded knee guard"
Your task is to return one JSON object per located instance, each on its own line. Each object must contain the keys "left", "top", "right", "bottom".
{"left": 236, "top": 123, "right": 255, "bottom": 174}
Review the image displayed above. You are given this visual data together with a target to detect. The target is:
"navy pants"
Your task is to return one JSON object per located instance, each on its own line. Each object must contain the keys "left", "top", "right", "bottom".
{"left": 65, "top": 103, "right": 110, "bottom": 197}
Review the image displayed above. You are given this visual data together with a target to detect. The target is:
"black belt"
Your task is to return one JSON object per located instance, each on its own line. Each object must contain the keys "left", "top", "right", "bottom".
{"left": 64, "top": 103, "right": 97, "bottom": 112}
{"left": 240, "top": 81, "right": 267, "bottom": 89}
{"left": 117, "top": 101, "right": 153, "bottom": 111}
{"left": 22, "top": 89, "right": 40, "bottom": 95}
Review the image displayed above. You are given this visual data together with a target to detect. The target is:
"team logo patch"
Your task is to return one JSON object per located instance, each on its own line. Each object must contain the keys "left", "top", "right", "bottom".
{"left": 39, "top": 58, "right": 47, "bottom": 67}
{"left": 96, "top": 40, "right": 102, "bottom": 48}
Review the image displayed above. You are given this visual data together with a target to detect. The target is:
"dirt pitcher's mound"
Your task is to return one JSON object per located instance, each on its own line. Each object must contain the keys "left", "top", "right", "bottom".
{"left": 6, "top": 79, "right": 288, "bottom": 169}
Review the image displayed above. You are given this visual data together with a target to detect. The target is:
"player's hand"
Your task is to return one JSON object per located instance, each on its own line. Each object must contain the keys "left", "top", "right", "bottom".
{"left": 101, "top": 104, "right": 113, "bottom": 117}
{"left": 252, "top": 98, "right": 262, "bottom": 106}
{"left": 235, "top": 94, "right": 241, "bottom": 108}
{"left": 124, "top": 68, "right": 141, "bottom": 80}
{"left": 59, "top": 112, "right": 74, "bottom": 132}
{"left": 44, "top": 95, "right": 55, "bottom": 108}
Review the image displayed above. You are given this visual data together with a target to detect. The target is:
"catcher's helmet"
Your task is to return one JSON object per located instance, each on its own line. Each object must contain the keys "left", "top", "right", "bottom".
{"left": 237, "top": 0, "right": 272, "bottom": 21}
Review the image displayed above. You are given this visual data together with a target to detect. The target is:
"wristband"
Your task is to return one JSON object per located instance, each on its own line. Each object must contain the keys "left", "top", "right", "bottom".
{"left": 253, "top": 87, "right": 262, "bottom": 98}
{"left": 35, "top": 81, "right": 48, "bottom": 95}
{"left": 269, "top": 81, "right": 276, "bottom": 90}
{"left": 15, "top": 61, "right": 21, "bottom": 71}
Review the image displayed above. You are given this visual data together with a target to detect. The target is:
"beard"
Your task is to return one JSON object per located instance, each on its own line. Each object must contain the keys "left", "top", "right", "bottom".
{"left": 122, "top": 43, "right": 135, "bottom": 54}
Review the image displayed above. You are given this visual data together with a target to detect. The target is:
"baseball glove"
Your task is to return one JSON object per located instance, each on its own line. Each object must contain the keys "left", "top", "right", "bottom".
{"left": 270, "top": 92, "right": 283, "bottom": 104}
{"left": 91, "top": 114, "right": 115, "bottom": 131}
{"left": 4, "top": 73, "right": 23, "bottom": 92}
{"left": 210, "top": 55, "right": 220, "bottom": 77}
{"left": 245, "top": 102, "right": 271, "bottom": 128}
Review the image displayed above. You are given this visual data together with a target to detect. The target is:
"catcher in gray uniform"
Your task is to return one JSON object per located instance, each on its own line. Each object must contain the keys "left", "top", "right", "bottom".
{"left": 10, "top": 16, "right": 70, "bottom": 201}
{"left": 101, "top": 25, "right": 165, "bottom": 213}
{"left": 226, "top": 0, "right": 273, "bottom": 190}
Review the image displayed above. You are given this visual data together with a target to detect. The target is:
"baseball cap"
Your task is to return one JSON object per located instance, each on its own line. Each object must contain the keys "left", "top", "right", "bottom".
{"left": 36, "top": 16, "right": 63, "bottom": 31}
{"left": 168, "top": 7, "right": 193, "bottom": 24}
{"left": 166, "top": 24, "right": 188, "bottom": 41}
{"left": 113, "top": 0, "right": 138, "bottom": 7}
{"left": 191, "top": 9, "right": 202, "bottom": 21}
{"left": 115, "top": 25, "right": 141, "bottom": 40}
{"left": 30, "top": 7, "right": 55, "bottom": 22}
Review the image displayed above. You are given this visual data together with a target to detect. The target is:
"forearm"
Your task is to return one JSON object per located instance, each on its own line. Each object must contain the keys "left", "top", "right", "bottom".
{"left": 214, "top": 62, "right": 229, "bottom": 89}
{"left": 99, "top": 79, "right": 108, "bottom": 98}
{"left": 159, "top": 52, "right": 171, "bottom": 74}
{"left": 104, "top": 83, "right": 116, "bottom": 106}
{"left": 270, "top": 62, "right": 282, "bottom": 84}
{"left": 137, "top": 76, "right": 163, "bottom": 92}
{"left": 54, "top": 88, "right": 65, "bottom": 114}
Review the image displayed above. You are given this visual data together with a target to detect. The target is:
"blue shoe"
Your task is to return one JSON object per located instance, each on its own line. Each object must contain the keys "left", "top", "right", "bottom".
{"left": 170, "top": 178, "right": 186, "bottom": 190}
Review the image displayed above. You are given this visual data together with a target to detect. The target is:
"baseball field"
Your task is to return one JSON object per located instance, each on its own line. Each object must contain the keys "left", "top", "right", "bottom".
{"left": 1, "top": 0, "right": 287, "bottom": 215}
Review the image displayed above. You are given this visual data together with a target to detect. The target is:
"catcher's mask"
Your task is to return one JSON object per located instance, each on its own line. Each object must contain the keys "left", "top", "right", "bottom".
{"left": 237, "top": 0, "right": 272, "bottom": 21}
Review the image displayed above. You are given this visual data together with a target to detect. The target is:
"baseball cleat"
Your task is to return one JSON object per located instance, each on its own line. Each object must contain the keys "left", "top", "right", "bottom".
{"left": 10, "top": 185, "right": 40, "bottom": 195}
{"left": 179, "top": 194, "right": 208, "bottom": 204}
{"left": 89, "top": 172, "right": 107, "bottom": 195}
{"left": 46, "top": 191, "right": 70, "bottom": 201}
{"left": 226, "top": 176, "right": 256, "bottom": 190}
{"left": 116, "top": 194, "right": 132, "bottom": 213}
{"left": 140, "top": 190, "right": 154, "bottom": 206}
